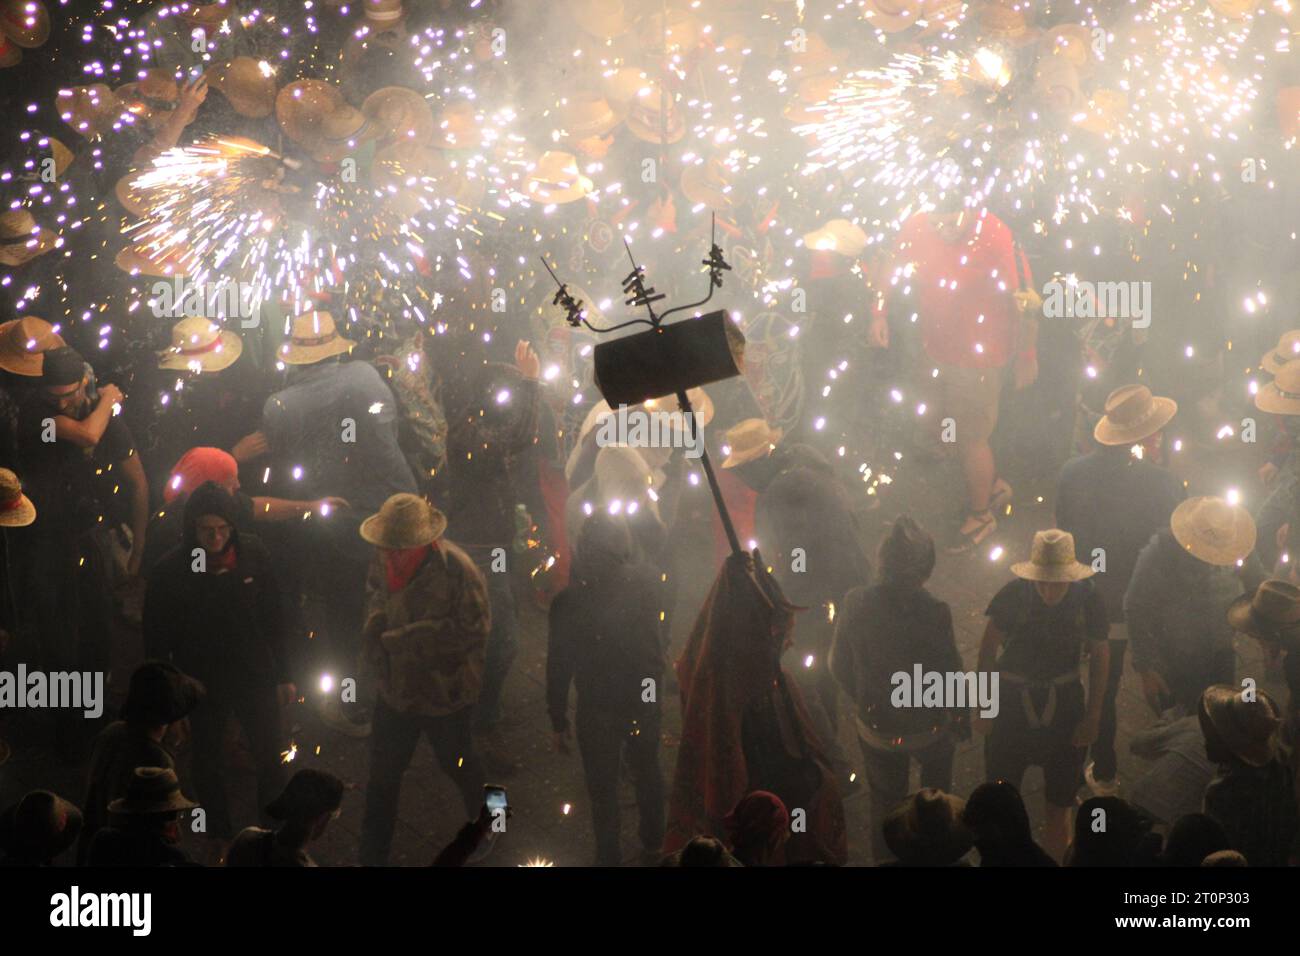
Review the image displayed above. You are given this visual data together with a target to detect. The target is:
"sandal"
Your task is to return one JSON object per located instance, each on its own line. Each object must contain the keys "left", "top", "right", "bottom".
{"left": 989, "top": 478, "right": 1013, "bottom": 514}
{"left": 946, "top": 509, "right": 997, "bottom": 554}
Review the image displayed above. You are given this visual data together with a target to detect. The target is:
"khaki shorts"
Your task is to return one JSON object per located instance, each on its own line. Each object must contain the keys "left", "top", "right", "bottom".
{"left": 928, "top": 362, "right": 1003, "bottom": 445}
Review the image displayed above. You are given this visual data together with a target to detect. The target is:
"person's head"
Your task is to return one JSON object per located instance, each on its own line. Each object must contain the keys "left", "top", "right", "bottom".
{"left": 724, "top": 790, "right": 790, "bottom": 865}
{"left": 0, "top": 790, "right": 83, "bottom": 864}
{"left": 1069, "top": 797, "right": 1157, "bottom": 866}
{"left": 961, "top": 781, "right": 1034, "bottom": 849}
{"left": 266, "top": 769, "right": 345, "bottom": 842}
{"left": 677, "top": 835, "right": 734, "bottom": 867}
{"left": 120, "top": 660, "right": 206, "bottom": 732}
{"left": 573, "top": 511, "right": 634, "bottom": 582}
{"left": 1013, "top": 529, "right": 1093, "bottom": 606}
{"left": 878, "top": 516, "right": 936, "bottom": 589}
{"left": 1161, "top": 813, "right": 1230, "bottom": 867}
{"left": 183, "top": 481, "right": 240, "bottom": 557}
{"left": 1197, "top": 684, "right": 1282, "bottom": 767}
{"left": 929, "top": 193, "right": 970, "bottom": 242}
{"left": 165, "top": 447, "right": 239, "bottom": 505}
{"left": 108, "top": 768, "right": 197, "bottom": 843}
{"left": 39, "top": 346, "right": 89, "bottom": 416}
{"left": 1201, "top": 849, "right": 1248, "bottom": 867}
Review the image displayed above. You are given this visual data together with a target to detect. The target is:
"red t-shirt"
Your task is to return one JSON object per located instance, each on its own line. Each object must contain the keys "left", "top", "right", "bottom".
{"left": 873, "top": 211, "right": 1031, "bottom": 369}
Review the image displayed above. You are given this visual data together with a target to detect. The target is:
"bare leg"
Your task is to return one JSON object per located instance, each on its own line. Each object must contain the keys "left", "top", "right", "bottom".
{"left": 1044, "top": 800, "right": 1073, "bottom": 862}
{"left": 958, "top": 437, "right": 996, "bottom": 533}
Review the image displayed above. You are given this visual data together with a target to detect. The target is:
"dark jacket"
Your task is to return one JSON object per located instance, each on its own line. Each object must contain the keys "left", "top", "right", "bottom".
{"left": 142, "top": 483, "right": 290, "bottom": 695}
{"left": 1203, "top": 758, "right": 1298, "bottom": 867}
{"left": 829, "top": 583, "right": 962, "bottom": 739}
{"left": 547, "top": 560, "right": 664, "bottom": 733}
{"left": 77, "top": 722, "right": 174, "bottom": 866}
{"left": 87, "top": 825, "right": 200, "bottom": 867}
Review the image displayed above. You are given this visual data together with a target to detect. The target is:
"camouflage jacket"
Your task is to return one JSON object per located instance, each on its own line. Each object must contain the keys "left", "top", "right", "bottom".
{"left": 361, "top": 540, "right": 491, "bottom": 718}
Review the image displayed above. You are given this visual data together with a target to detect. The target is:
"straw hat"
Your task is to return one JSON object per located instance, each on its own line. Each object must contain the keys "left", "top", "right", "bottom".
{"left": 603, "top": 67, "right": 653, "bottom": 107}
{"left": 787, "top": 33, "right": 844, "bottom": 78}
{"left": 635, "top": 6, "right": 700, "bottom": 56}
{"left": 624, "top": 85, "right": 685, "bottom": 144}
{"left": 526, "top": 151, "right": 594, "bottom": 205}
{"left": 275, "top": 79, "right": 344, "bottom": 148}
{"left": 307, "top": 104, "right": 377, "bottom": 164}
{"left": 58, "top": 84, "right": 124, "bottom": 139}
{"left": 1200, "top": 685, "right": 1281, "bottom": 767}
{"left": 0, "top": 209, "right": 57, "bottom": 267}
{"left": 0, "top": 31, "right": 19, "bottom": 68}
{"left": 108, "top": 767, "right": 198, "bottom": 817}
{"left": 363, "top": 0, "right": 406, "bottom": 24}
{"left": 363, "top": 86, "right": 434, "bottom": 146}
{"left": 44, "top": 137, "right": 74, "bottom": 177}
{"left": 917, "top": 0, "right": 966, "bottom": 36}
{"left": 213, "top": 57, "right": 278, "bottom": 119}
{"left": 114, "top": 69, "right": 180, "bottom": 129}
{"left": 359, "top": 493, "right": 447, "bottom": 549}
{"left": 1044, "top": 23, "right": 1093, "bottom": 70}
{"left": 429, "top": 100, "right": 483, "bottom": 150}
{"left": 557, "top": 91, "right": 622, "bottom": 140}
{"left": 803, "top": 218, "right": 868, "bottom": 258}
{"left": 181, "top": 1, "right": 233, "bottom": 31}
{"left": 864, "top": 0, "right": 924, "bottom": 33}
{"left": 721, "top": 418, "right": 783, "bottom": 469}
{"left": 114, "top": 175, "right": 151, "bottom": 219}
{"left": 979, "top": 4, "right": 1036, "bottom": 46}
{"left": 1227, "top": 579, "right": 1300, "bottom": 647}
{"left": 680, "top": 157, "right": 734, "bottom": 211}
{"left": 0, "top": 0, "right": 50, "bottom": 48}
{"left": 1207, "top": 0, "right": 1254, "bottom": 19}
{"left": 566, "top": 0, "right": 629, "bottom": 39}
{"left": 1170, "top": 497, "right": 1256, "bottom": 567}
{"left": 0, "top": 315, "right": 64, "bottom": 376}
{"left": 882, "top": 789, "right": 973, "bottom": 865}
{"left": 1260, "top": 329, "right": 1300, "bottom": 375}
{"left": 1254, "top": 362, "right": 1300, "bottom": 415}
{"left": 280, "top": 310, "right": 354, "bottom": 365}
{"left": 1092, "top": 384, "right": 1177, "bottom": 446}
{"left": 1011, "top": 529, "right": 1094, "bottom": 582}
{"left": 1034, "top": 55, "right": 1081, "bottom": 114}
{"left": 158, "top": 317, "right": 243, "bottom": 373}
{"left": 1073, "top": 88, "right": 1127, "bottom": 137}
{"left": 0, "top": 468, "right": 35, "bottom": 527}
{"left": 114, "top": 242, "right": 192, "bottom": 278}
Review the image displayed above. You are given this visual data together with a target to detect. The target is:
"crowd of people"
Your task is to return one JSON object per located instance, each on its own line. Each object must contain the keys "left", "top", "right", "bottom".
{"left": 0, "top": 0, "right": 1298, "bottom": 869}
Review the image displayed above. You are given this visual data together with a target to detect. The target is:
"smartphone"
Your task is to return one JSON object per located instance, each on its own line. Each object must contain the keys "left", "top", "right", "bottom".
{"left": 484, "top": 784, "right": 508, "bottom": 815}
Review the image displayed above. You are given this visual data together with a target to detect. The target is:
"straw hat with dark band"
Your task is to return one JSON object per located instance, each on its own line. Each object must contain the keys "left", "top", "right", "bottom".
{"left": 1260, "top": 329, "right": 1300, "bottom": 375}
{"left": 1092, "top": 384, "right": 1177, "bottom": 446}
{"left": 722, "top": 418, "right": 783, "bottom": 469}
{"left": 158, "top": 317, "right": 243, "bottom": 373}
{"left": 360, "top": 493, "right": 447, "bottom": 549}
{"left": 1171, "top": 496, "right": 1256, "bottom": 567}
{"left": 0, "top": 468, "right": 36, "bottom": 527}
{"left": 280, "top": 310, "right": 354, "bottom": 365}
{"left": 0, "top": 209, "right": 57, "bottom": 267}
{"left": 0, "top": 315, "right": 65, "bottom": 376}
{"left": 1227, "top": 579, "right": 1300, "bottom": 647}
{"left": 363, "top": 86, "right": 435, "bottom": 145}
{"left": 1011, "top": 529, "right": 1094, "bottom": 582}
{"left": 1255, "top": 363, "right": 1300, "bottom": 416}
{"left": 213, "top": 57, "right": 278, "bottom": 119}
{"left": 1200, "top": 685, "right": 1282, "bottom": 768}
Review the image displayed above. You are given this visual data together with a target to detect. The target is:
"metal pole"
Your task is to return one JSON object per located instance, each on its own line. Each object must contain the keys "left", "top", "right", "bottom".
{"left": 676, "top": 388, "right": 743, "bottom": 557}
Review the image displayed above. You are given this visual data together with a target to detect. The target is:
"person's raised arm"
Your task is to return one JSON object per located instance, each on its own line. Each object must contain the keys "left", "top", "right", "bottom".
{"left": 53, "top": 385, "right": 123, "bottom": 449}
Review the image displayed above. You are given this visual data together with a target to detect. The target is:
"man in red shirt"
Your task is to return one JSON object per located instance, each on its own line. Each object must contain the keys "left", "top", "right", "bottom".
{"left": 869, "top": 197, "right": 1038, "bottom": 551}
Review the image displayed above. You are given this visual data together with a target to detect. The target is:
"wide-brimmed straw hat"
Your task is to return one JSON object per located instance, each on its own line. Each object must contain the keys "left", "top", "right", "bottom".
{"left": 115, "top": 69, "right": 180, "bottom": 129}
{"left": 360, "top": 493, "right": 447, "bottom": 548}
{"left": 181, "top": 0, "right": 233, "bottom": 31}
{"left": 917, "top": 0, "right": 966, "bottom": 36}
{"left": 680, "top": 157, "right": 734, "bottom": 211}
{"left": 1200, "top": 684, "right": 1282, "bottom": 767}
{"left": 363, "top": 0, "right": 405, "bottom": 24}
{"left": 114, "top": 242, "right": 193, "bottom": 278}
{"left": 307, "top": 104, "right": 378, "bottom": 163}
{"left": 1011, "top": 529, "right": 1094, "bottom": 582}
{"left": 1255, "top": 362, "right": 1300, "bottom": 415}
{"left": 1260, "top": 329, "right": 1300, "bottom": 375}
{"left": 0, "top": 791, "right": 80, "bottom": 862}
{"left": 557, "top": 91, "right": 622, "bottom": 140}
{"left": 1170, "top": 496, "right": 1256, "bottom": 567}
{"left": 0, "top": 208, "right": 57, "bottom": 267}
{"left": 979, "top": 4, "right": 1037, "bottom": 46}
{"left": 1227, "top": 579, "right": 1300, "bottom": 647}
{"left": 280, "top": 310, "right": 354, "bottom": 365}
{"left": 882, "top": 789, "right": 973, "bottom": 865}
{"left": 864, "top": 0, "right": 924, "bottom": 33}
{"left": 108, "top": 767, "right": 198, "bottom": 817}
{"left": 1092, "top": 384, "right": 1177, "bottom": 445}
{"left": 114, "top": 175, "right": 152, "bottom": 219}
{"left": 158, "top": 317, "right": 243, "bottom": 373}
{"left": 213, "top": 57, "right": 278, "bottom": 119}
{"left": 363, "top": 86, "right": 434, "bottom": 145}
{"left": 635, "top": 6, "right": 700, "bottom": 56}
{"left": 624, "top": 85, "right": 685, "bottom": 144}
{"left": 0, "top": 315, "right": 64, "bottom": 376}
{"left": 721, "top": 418, "right": 783, "bottom": 469}
{"left": 58, "top": 84, "right": 124, "bottom": 139}
{"left": 525, "top": 150, "right": 594, "bottom": 205}
{"left": 429, "top": 100, "right": 483, "bottom": 150}
{"left": 0, "top": 467, "right": 35, "bottom": 527}
{"left": 276, "top": 79, "right": 343, "bottom": 148}
{"left": 803, "top": 218, "right": 868, "bottom": 257}
{"left": 1207, "top": 0, "right": 1254, "bottom": 18}
{"left": 372, "top": 141, "right": 484, "bottom": 212}
{"left": 0, "top": 0, "right": 50, "bottom": 48}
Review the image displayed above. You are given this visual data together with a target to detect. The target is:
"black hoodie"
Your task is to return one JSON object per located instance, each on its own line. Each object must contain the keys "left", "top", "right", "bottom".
{"left": 142, "top": 482, "right": 290, "bottom": 695}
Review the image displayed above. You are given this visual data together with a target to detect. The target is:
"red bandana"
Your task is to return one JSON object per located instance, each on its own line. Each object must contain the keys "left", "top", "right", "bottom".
{"left": 384, "top": 543, "right": 434, "bottom": 592}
